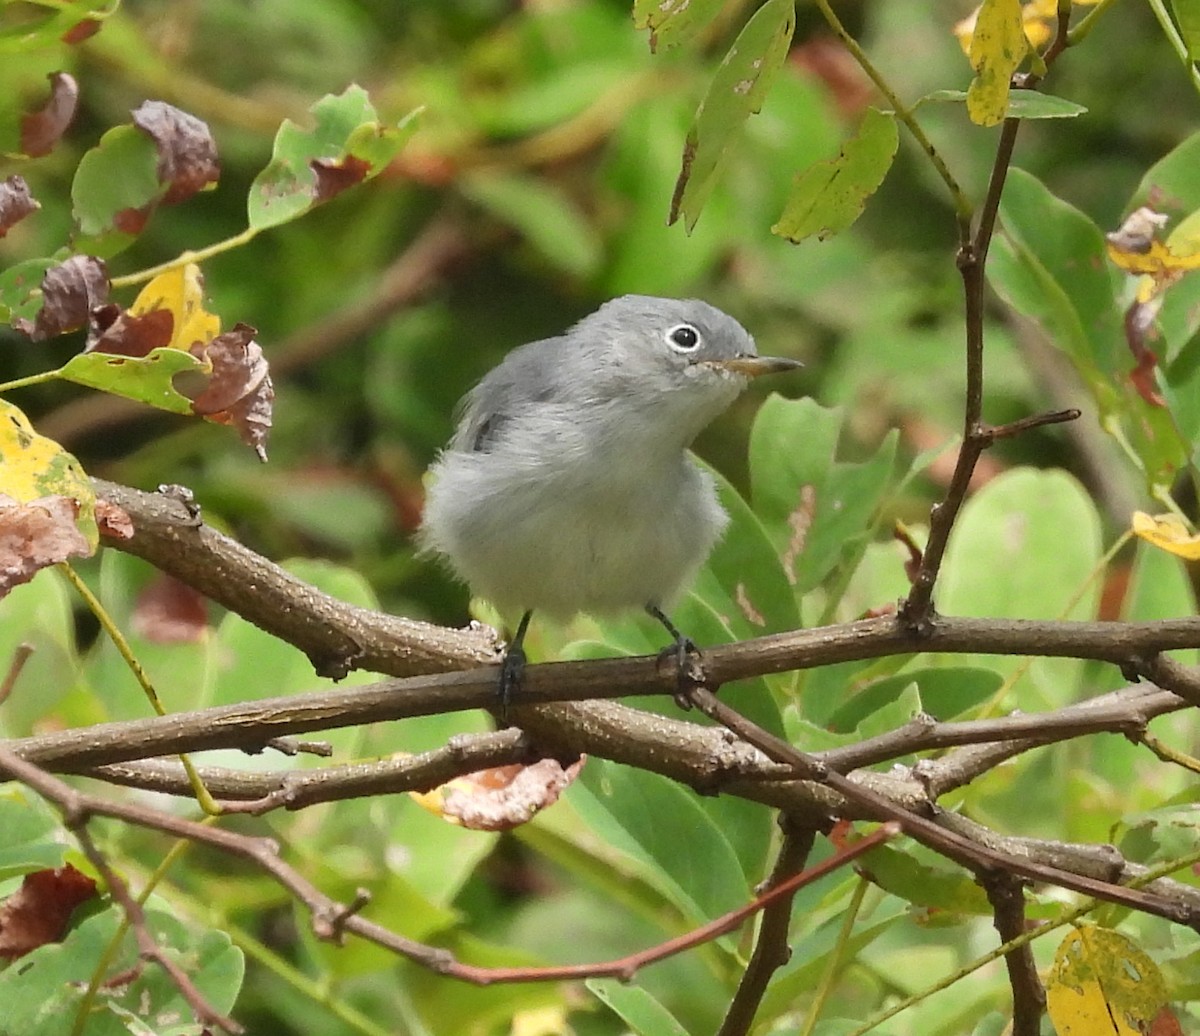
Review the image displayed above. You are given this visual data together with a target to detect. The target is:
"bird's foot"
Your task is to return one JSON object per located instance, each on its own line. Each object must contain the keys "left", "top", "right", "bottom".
{"left": 645, "top": 604, "right": 706, "bottom": 708}
{"left": 496, "top": 644, "right": 526, "bottom": 722}
{"left": 657, "top": 634, "right": 705, "bottom": 709}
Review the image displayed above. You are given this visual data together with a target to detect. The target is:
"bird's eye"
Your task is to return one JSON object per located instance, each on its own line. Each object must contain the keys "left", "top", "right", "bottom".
{"left": 665, "top": 324, "right": 701, "bottom": 353}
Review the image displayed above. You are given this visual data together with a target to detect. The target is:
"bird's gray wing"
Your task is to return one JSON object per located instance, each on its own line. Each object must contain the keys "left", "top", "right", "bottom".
{"left": 450, "top": 336, "right": 571, "bottom": 453}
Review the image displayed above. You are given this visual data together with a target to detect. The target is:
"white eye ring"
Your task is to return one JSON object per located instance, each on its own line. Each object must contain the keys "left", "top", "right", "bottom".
{"left": 664, "top": 323, "right": 702, "bottom": 353}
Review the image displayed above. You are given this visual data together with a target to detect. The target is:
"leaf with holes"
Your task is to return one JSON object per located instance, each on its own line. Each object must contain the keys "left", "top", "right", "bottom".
{"left": 249, "top": 86, "right": 419, "bottom": 231}
{"left": 772, "top": 107, "right": 898, "bottom": 243}
{"left": 669, "top": 0, "right": 794, "bottom": 231}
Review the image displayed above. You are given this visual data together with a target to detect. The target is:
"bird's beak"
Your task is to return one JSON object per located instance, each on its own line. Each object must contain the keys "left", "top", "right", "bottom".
{"left": 708, "top": 355, "right": 803, "bottom": 378}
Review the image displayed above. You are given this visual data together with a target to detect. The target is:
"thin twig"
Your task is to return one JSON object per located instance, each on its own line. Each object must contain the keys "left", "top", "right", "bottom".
{"left": 0, "top": 739, "right": 901, "bottom": 986}
{"left": 0, "top": 748, "right": 243, "bottom": 1034}
{"left": 902, "top": 117, "right": 1024, "bottom": 628}
{"left": 684, "top": 687, "right": 1200, "bottom": 926}
{"left": 717, "top": 820, "right": 817, "bottom": 1036}
{"left": 0, "top": 642, "right": 33, "bottom": 705}
{"left": 986, "top": 407, "right": 1081, "bottom": 440}
{"left": 983, "top": 875, "right": 1046, "bottom": 1035}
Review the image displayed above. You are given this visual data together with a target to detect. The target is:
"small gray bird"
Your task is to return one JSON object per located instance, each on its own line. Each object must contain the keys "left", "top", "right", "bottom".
{"left": 419, "top": 295, "right": 801, "bottom": 704}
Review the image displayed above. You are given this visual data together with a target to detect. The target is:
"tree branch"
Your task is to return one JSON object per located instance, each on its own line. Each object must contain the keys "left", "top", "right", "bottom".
{"left": 94, "top": 478, "right": 498, "bottom": 679}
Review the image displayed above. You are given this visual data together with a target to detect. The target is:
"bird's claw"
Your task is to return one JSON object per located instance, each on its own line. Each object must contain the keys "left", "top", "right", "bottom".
{"left": 658, "top": 636, "right": 704, "bottom": 709}
{"left": 497, "top": 645, "right": 526, "bottom": 724}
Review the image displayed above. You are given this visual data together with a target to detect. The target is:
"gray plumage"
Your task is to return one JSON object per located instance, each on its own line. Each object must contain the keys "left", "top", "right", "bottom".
{"left": 419, "top": 295, "right": 798, "bottom": 623}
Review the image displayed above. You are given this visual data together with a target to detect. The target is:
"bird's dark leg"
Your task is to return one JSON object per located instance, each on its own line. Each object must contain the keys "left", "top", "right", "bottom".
{"left": 498, "top": 609, "right": 533, "bottom": 718}
{"left": 646, "top": 604, "right": 702, "bottom": 707}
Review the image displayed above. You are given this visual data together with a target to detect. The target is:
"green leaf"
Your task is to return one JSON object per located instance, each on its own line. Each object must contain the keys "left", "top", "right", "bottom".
{"left": 670, "top": 0, "right": 795, "bottom": 231}
{"left": 0, "top": 570, "right": 81, "bottom": 738}
{"left": 1171, "top": 0, "right": 1200, "bottom": 57}
{"left": 0, "top": 906, "right": 244, "bottom": 1034}
{"left": 603, "top": 98, "right": 731, "bottom": 295}
{"left": 70, "top": 124, "right": 163, "bottom": 258}
{"left": 992, "top": 169, "right": 1187, "bottom": 491}
{"left": 965, "top": 0, "right": 1026, "bottom": 127}
{"left": 0, "top": 257, "right": 57, "bottom": 326}
{"left": 996, "top": 172, "right": 1123, "bottom": 366}
{"left": 59, "top": 347, "right": 208, "bottom": 415}
{"left": 1129, "top": 129, "right": 1200, "bottom": 214}
{"left": 772, "top": 108, "right": 899, "bottom": 243}
{"left": 588, "top": 979, "right": 691, "bottom": 1036}
{"left": 633, "top": 0, "right": 726, "bottom": 51}
{"left": 248, "top": 85, "right": 418, "bottom": 231}
{"left": 460, "top": 172, "right": 602, "bottom": 277}
{"left": 0, "top": 1, "right": 115, "bottom": 54}
{"left": 749, "top": 395, "right": 897, "bottom": 595}
{"left": 0, "top": 789, "right": 71, "bottom": 878}
{"left": 920, "top": 88, "right": 1087, "bottom": 119}
{"left": 937, "top": 468, "right": 1102, "bottom": 709}
{"left": 827, "top": 667, "right": 1004, "bottom": 731}
{"left": 1124, "top": 538, "right": 1198, "bottom": 627}
{"left": 570, "top": 760, "right": 751, "bottom": 926}
{"left": 863, "top": 844, "right": 992, "bottom": 915}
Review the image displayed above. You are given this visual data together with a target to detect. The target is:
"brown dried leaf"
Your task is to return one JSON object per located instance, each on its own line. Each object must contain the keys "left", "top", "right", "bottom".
{"left": 312, "top": 154, "right": 370, "bottom": 203}
{"left": 113, "top": 206, "right": 152, "bottom": 236}
{"left": 132, "top": 573, "right": 209, "bottom": 643}
{"left": 188, "top": 323, "right": 273, "bottom": 460}
{"left": 1148, "top": 1006, "right": 1186, "bottom": 1036}
{"left": 62, "top": 19, "right": 102, "bottom": 44}
{"left": 131, "top": 101, "right": 220, "bottom": 205}
{"left": 0, "top": 175, "right": 40, "bottom": 238}
{"left": 412, "top": 757, "right": 586, "bottom": 831}
{"left": 0, "top": 865, "right": 97, "bottom": 960}
{"left": 0, "top": 494, "right": 93, "bottom": 597}
{"left": 12, "top": 255, "right": 109, "bottom": 342}
{"left": 20, "top": 72, "right": 79, "bottom": 158}
{"left": 893, "top": 521, "right": 923, "bottom": 583}
{"left": 1129, "top": 343, "right": 1166, "bottom": 407}
{"left": 86, "top": 305, "right": 174, "bottom": 357}
{"left": 95, "top": 499, "right": 133, "bottom": 540}
{"left": 791, "top": 39, "right": 874, "bottom": 117}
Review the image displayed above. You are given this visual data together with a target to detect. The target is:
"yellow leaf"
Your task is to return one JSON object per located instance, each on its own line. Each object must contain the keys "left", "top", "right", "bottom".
{"left": 511, "top": 1005, "right": 572, "bottom": 1036}
{"left": 1105, "top": 237, "right": 1200, "bottom": 278}
{"left": 129, "top": 263, "right": 221, "bottom": 351}
{"left": 966, "top": 0, "right": 1027, "bottom": 126}
{"left": 1046, "top": 925, "right": 1169, "bottom": 1035}
{"left": 1131, "top": 512, "right": 1200, "bottom": 559}
{"left": 0, "top": 401, "right": 98, "bottom": 592}
{"left": 956, "top": 0, "right": 1106, "bottom": 54}
{"left": 0, "top": 401, "right": 95, "bottom": 541}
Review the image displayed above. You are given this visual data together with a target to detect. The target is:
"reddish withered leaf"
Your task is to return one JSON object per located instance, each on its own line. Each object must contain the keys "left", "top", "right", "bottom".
{"left": 62, "top": 19, "right": 102, "bottom": 45}
{"left": 12, "top": 255, "right": 109, "bottom": 342}
{"left": 0, "top": 494, "right": 92, "bottom": 597}
{"left": 132, "top": 573, "right": 209, "bottom": 643}
{"left": 0, "top": 865, "right": 98, "bottom": 960}
{"left": 95, "top": 498, "right": 133, "bottom": 540}
{"left": 20, "top": 72, "right": 79, "bottom": 158}
{"left": 0, "top": 175, "right": 40, "bottom": 237}
{"left": 189, "top": 324, "right": 273, "bottom": 460}
{"left": 113, "top": 206, "right": 152, "bottom": 236}
{"left": 312, "top": 154, "right": 370, "bottom": 203}
{"left": 413, "top": 757, "right": 585, "bottom": 831}
{"left": 131, "top": 101, "right": 220, "bottom": 205}
{"left": 86, "top": 305, "right": 174, "bottom": 357}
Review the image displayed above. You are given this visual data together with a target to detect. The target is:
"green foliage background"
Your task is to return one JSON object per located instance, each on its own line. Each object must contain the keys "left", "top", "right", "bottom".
{"left": 2, "top": 1, "right": 1200, "bottom": 1035}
